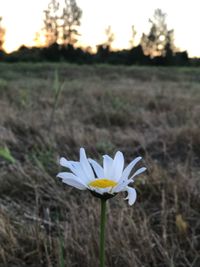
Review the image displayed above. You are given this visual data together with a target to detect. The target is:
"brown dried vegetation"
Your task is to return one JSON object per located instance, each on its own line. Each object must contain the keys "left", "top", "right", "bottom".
{"left": 0, "top": 63, "right": 200, "bottom": 267}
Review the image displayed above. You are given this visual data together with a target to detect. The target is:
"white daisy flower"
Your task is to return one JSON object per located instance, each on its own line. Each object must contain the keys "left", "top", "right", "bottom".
{"left": 57, "top": 148, "right": 146, "bottom": 205}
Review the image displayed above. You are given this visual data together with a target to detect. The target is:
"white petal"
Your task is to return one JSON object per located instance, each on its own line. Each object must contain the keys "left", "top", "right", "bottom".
{"left": 103, "top": 155, "right": 113, "bottom": 178}
{"left": 113, "top": 178, "right": 132, "bottom": 193}
{"left": 111, "top": 151, "right": 124, "bottom": 181}
{"left": 80, "top": 148, "right": 95, "bottom": 180}
{"left": 121, "top": 156, "right": 142, "bottom": 180}
{"left": 60, "top": 157, "right": 70, "bottom": 167}
{"left": 57, "top": 171, "right": 87, "bottom": 186}
{"left": 59, "top": 157, "right": 78, "bottom": 174}
{"left": 62, "top": 178, "right": 87, "bottom": 190}
{"left": 68, "top": 162, "right": 91, "bottom": 183}
{"left": 59, "top": 158, "right": 86, "bottom": 181}
{"left": 131, "top": 167, "right": 147, "bottom": 179}
{"left": 125, "top": 187, "right": 137, "bottom": 205}
{"left": 57, "top": 172, "right": 77, "bottom": 180}
{"left": 88, "top": 159, "right": 104, "bottom": 178}
{"left": 114, "top": 166, "right": 146, "bottom": 193}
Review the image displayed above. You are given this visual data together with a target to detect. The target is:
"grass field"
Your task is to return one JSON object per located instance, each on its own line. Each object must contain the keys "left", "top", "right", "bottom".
{"left": 0, "top": 63, "right": 200, "bottom": 267}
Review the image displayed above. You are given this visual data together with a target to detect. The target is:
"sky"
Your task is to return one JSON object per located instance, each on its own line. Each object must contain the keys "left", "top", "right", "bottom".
{"left": 1, "top": 0, "right": 200, "bottom": 57}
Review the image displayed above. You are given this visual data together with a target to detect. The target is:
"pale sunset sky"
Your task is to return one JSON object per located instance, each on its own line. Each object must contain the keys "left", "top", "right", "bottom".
{"left": 1, "top": 0, "right": 200, "bottom": 57}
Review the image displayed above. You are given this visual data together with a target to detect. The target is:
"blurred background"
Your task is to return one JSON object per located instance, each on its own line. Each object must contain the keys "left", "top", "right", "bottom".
{"left": 0, "top": 1, "right": 200, "bottom": 266}
{"left": 0, "top": 0, "right": 200, "bottom": 64}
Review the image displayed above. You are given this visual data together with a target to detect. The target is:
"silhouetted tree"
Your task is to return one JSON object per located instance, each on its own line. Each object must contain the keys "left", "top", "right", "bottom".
{"left": 174, "top": 51, "right": 188, "bottom": 65}
{"left": 42, "top": 0, "right": 82, "bottom": 46}
{"left": 61, "top": 0, "right": 82, "bottom": 45}
{"left": 43, "top": 0, "right": 60, "bottom": 46}
{"left": 164, "top": 30, "right": 175, "bottom": 65}
{"left": 96, "top": 44, "right": 109, "bottom": 62}
{"left": 104, "top": 25, "right": 115, "bottom": 51}
{"left": 141, "top": 9, "right": 175, "bottom": 58}
{"left": 41, "top": 42, "right": 61, "bottom": 61}
{"left": 0, "top": 17, "right": 5, "bottom": 51}
{"left": 95, "top": 26, "right": 115, "bottom": 62}
{"left": 128, "top": 45, "right": 149, "bottom": 65}
{"left": 129, "top": 25, "right": 137, "bottom": 48}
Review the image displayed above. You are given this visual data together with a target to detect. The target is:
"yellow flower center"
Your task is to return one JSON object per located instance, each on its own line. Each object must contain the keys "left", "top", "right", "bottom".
{"left": 89, "top": 179, "right": 117, "bottom": 188}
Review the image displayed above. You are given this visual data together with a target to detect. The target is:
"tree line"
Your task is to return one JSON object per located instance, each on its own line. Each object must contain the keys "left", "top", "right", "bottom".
{"left": 0, "top": 0, "right": 199, "bottom": 66}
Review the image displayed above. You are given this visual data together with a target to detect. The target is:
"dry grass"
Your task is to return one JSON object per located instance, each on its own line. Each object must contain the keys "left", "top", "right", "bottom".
{"left": 0, "top": 63, "right": 200, "bottom": 267}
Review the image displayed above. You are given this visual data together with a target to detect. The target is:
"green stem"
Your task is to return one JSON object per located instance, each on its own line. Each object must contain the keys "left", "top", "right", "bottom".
{"left": 100, "top": 199, "right": 107, "bottom": 267}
